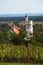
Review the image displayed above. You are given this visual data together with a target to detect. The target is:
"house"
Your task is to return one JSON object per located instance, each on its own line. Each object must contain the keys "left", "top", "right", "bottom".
{"left": 13, "top": 25, "right": 20, "bottom": 35}
{"left": 9, "top": 24, "right": 20, "bottom": 35}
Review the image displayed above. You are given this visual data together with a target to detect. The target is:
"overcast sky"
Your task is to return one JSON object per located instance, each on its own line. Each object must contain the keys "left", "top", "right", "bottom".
{"left": 0, "top": 0, "right": 43, "bottom": 14}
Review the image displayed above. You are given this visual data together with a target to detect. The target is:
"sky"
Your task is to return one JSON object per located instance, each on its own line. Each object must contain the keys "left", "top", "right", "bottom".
{"left": 0, "top": 0, "right": 43, "bottom": 14}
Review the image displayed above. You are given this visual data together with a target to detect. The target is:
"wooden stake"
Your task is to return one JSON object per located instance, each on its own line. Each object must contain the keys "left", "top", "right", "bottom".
{"left": 27, "top": 42, "right": 31, "bottom": 63}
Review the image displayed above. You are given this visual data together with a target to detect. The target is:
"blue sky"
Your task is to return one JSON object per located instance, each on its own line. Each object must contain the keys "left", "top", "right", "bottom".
{"left": 0, "top": 0, "right": 43, "bottom": 14}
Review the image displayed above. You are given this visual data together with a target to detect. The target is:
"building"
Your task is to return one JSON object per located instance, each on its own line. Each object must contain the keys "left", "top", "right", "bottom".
{"left": 9, "top": 15, "right": 33, "bottom": 37}
{"left": 25, "top": 15, "right": 33, "bottom": 39}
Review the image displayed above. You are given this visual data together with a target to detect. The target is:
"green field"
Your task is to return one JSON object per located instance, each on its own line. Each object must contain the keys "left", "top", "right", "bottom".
{"left": 0, "top": 21, "right": 13, "bottom": 26}
{"left": 0, "top": 63, "right": 42, "bottom": 65}
{"left": 19, "top": 21, "right": 43, "bottom": 26}
{"left": 33, "top": 21, "right": 43, "bottom": 25}
{"left": 0, "top": 21, "right": 43, "bottom": 26}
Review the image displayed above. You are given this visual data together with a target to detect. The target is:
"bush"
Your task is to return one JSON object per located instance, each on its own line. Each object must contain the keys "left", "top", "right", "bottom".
{"left": 0, "top": 43, "right": 43, "bottom": 63}
{"left": 0, "top": 43, "right": 27, "bottom": 63}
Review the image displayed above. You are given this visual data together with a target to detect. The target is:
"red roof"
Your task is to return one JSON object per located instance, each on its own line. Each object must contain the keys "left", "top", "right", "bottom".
{"left": 13, "top": 26, "right": 20, "bottom": 35}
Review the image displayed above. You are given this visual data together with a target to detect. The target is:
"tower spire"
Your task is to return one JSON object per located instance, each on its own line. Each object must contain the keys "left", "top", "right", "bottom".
{"left": 25, "top": 15, "right": 28, "bottom": 21}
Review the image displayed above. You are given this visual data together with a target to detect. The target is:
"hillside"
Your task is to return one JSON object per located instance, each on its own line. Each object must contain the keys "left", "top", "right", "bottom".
{"left": 0, "top": 16, "right": 43, "bottom": 22}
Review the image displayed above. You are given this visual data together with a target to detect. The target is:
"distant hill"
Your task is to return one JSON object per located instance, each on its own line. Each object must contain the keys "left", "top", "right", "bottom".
{"left": 0, "top": 13, "right": 43, "bottom": 17}
{"left": 0, "top": 13, "right": 43, "bottom": 22}
{"left": 0, "top": 16, "right": 43, "bottom": 22}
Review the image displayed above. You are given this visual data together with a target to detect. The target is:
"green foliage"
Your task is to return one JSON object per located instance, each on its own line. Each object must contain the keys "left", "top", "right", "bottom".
{"left": 8, "top": 29, "right": 26, "bottom": 45}
{"left": 30, "top": 25, "right": 43, "bottom": 47}
{"left": 0, "top": 43, "right": 43, "bottom": 63}
{"left": 0, "top": 23, "right": 43, "bottom": 63}
{"left": 0, "top": 43, "right": 27, "bottom": 62}
{"left": 0, "top": 63, "right": 41, "bottom": 65}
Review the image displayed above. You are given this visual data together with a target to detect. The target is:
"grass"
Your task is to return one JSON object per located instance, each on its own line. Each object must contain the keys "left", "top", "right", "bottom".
{"left": 0, "top": 21, "right": 13, "bottom": 26}
{"left": 19, "top": 21, "right": 43, "bottom": 26}
{"left": 0, "top": 21, "right": 43, "bottom": 26}
{"left": 0, "top": 63, "right": 42, "bottom": 65}
{"left": 33, "top": 21, "right": 43, "bottom": 25}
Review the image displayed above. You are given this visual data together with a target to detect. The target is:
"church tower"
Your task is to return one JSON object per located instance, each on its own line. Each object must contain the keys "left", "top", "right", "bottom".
{"left": 25, "top": 15, "right": 33, "bottom": 39}
{"left": 25, "top": 15, "right": 28, "bottom": 21}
